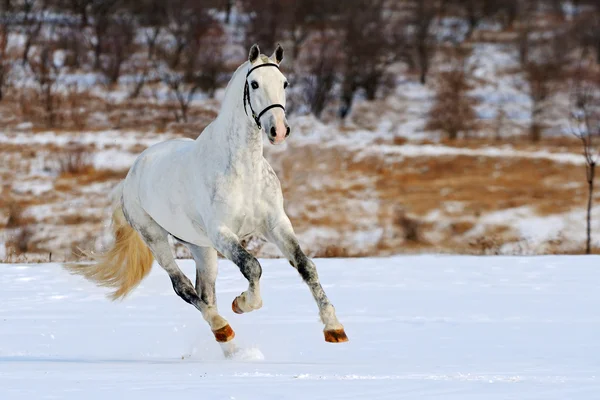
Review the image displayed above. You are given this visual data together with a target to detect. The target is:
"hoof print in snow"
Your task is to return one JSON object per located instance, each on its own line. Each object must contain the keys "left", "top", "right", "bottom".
{"left": 324, "top": 328, "right": 349, "bottom": 343}
{"left": 213, "top": 324, "right": 235, "bottom": 342}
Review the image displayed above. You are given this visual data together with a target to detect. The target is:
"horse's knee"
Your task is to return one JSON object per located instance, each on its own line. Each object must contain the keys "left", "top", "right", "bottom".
{"left": 297, "top": 257, "right": 318, "bottom": 283}
{"left": 239, "top": 255, "right": 262, "bottom": 283}
{"left": 171, "top": 274, "right": 200, "bottom": 305}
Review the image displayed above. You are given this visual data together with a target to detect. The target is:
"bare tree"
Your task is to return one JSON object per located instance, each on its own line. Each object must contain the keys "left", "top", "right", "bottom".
{"left": 193, "top": 25, "right": 228, "bottom": 99}
{"left": 516, "top": 1, "right": 536, "bottom": 65}
{"left": 135, "top": 0, "right": 167, "bottom": 59}
{"left": 405, "top": 0, "right": 440, "bottom": 85}
{"left": 158, "top": 28, "right": 227, "bottom": 120}
{"left": 29, "top": 43, "right": 61, "bottom": 127}
{"left": 19, "top": 0, "right": 47, "bottom": 65}
{"left": 160, "top": 69, "right": 200, "bottom": 123}
{"left": 69, "top": 0, "right": 91, "bottom": 27}
{"left": 126, "top": 0, "right": 167, "bottom": 98}
{"left": 449, "top": 0, "right": 491, "bottom": 39}
{"left": 287, "top": 0, "right": 342, "bottom": 61}
{"left": 426, "top": 47, "right": 480, "bottom": 140}
{"left": 299, "top": 32, "right": 341, "bottom": 118}
{"left": 573, "top": 3, "right": 600, "bottom": 64}
{"left": 99, "top": 13, "right": 136, "bottom": 84}
{"left": 159, "top": 0, "right": 213, "bottom": 71}
{"left": 56, "top": 23, "right": 85, "bottom": 67}
{"left": 338, "top": 0, "right": 400, "bottom": 118}
{"left": 240, "top": 0, "right": 343, "bottom": 61}
{"left": 0, "top": 4, "right": 12, "bottom": 101}
{"left": 223, "top": 0, "right": 233, "bottom": 24}
{"left": 570, "top": 60, "right": 600, "bottom": 254}
{"left": 1, "top": 0, "right": 12, "bottom": 12}
{"left": 524, "top": 62, "right": 560, "bottom": 141}
{"left": 240, "top": 0, "right": 286, "bottom": 48}
{"left": 89, "top": 0, "right": 118, "bottom": 70}
{"left": 522, "top": 33, "right": 566, "bottom": 141}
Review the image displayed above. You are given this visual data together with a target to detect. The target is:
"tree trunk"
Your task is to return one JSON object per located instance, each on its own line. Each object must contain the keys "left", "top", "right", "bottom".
{"left": 339, "top": 74, "right": 356, "bottom": 119}
{"left": 22, "top": 36, "right": 33, "bottom": 65}
{"left": 364, "top": 73, "right": 379, "bottom": 101}
{"left": 79, "top": 3, "right": 88, "bottom": 27}
{"left": 418, "top": 43, "right": 429, "bottom": 85}
{"left": 531, "top": 104, "right": 542, "bottom": 142}
{"left": 530, "top": 122, "right": 541, "bottom": 142}
{"left": 586, "top": 163, "right": 595, "bottom": 254}
{"left": 129, "top": 67, "right": 148, "bottom": 99}
{"left": 93, "top": 41, "right": 102, "bottom": 69}
{"left": 224, "top": 0, "right": 232, "bottom": 24}
{"left": 179, "top": 102, "right": 188, "bottom": 123}
{"left": 147, "top": 27, "right": 161, "bottom": 59}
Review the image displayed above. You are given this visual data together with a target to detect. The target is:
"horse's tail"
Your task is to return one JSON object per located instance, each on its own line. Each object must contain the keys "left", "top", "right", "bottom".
{"left": 66, "top": 183, "right": 154, "bottom": 300}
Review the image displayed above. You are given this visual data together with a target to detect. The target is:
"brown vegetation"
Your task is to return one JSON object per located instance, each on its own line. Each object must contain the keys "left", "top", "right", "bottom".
{"left": 426, "top": 47, "right": 480, "bottom": 140}
{"left": 270, "top": 139, "right": 585, "bottom": 256}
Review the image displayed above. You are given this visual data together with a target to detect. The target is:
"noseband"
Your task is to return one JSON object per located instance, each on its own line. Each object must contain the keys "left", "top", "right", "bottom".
{"left": 243, "top": 63, "right": 285, "bottom": 130}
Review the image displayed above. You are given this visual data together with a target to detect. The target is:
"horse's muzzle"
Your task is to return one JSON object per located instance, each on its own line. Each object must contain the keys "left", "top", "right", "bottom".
{"left": 267, "top": 120, "right": 290, "bottom": 145}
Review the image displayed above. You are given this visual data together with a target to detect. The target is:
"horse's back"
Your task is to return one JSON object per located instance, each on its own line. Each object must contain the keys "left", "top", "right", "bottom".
{"left": 123, "top": 138, "right": 212, "bottom": 246}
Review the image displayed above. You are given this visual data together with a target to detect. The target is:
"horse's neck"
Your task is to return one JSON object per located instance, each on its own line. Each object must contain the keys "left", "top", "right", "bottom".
{"left": 197, "top": 63, "right": 264, "bottom": 170}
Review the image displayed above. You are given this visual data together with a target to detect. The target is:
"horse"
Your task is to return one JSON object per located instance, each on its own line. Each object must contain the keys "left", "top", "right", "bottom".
{"left": 67, "top": 44, "right": 348, "bottom": 356}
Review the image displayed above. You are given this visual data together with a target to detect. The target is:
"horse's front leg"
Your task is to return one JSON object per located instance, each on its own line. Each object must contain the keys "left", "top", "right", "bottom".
{"left": 211, "top": 227, "right": 263, "bottom": 314}
{"left": 266, "top": 218, "right": 348, "bottom": 343}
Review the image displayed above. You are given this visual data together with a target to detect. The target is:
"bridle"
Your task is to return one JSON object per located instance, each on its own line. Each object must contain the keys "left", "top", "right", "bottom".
{"left": 243, "top": 63, "right": 285, "bottom": 130}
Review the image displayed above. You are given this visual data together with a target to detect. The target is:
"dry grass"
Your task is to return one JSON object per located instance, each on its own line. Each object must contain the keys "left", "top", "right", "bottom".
{"left": 2, "top": 201, "right": 27, "bottom": 228}
{"left": 1, "top": 82, "right": 219, "bottom": 132}
{"left": 268, "top": 140, "right": 587, "bottom": 255}
{"left": 0, "top": 128, "right": 592, "bottom": 259}
{"left": 62, "top": 168, "right": 127, "bottom": 185}
{"left": 55, "top": 146, "right": 94, "bottom": 176}
{"left": 0, "top": 140, "right": 129, "bottom": 260}
{"left": 370, "top": 155, "right": 582, "bottom": 217}
{"left": 310, "top": 243, "right": 371, "bottom": 258}
{"left": 5, "top": 226, "right": 35, "bottom": 255}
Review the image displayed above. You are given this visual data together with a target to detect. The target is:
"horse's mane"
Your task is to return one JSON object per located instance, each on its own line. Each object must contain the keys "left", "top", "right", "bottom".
{"left": 219, "top": 60, "right": 250, "bottom": 114}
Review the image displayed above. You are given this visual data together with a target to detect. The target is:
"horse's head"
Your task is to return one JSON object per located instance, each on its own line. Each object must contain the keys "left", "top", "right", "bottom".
{"left": 245, "top": 44, "right": 290, "bottom": 145}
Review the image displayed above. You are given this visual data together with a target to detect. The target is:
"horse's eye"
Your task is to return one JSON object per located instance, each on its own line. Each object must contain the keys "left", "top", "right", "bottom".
{"left": 284, "top": 81, "right": 288, "bottom": 89}
{"left": 251, "top": 81, "right": 259, "bottom": 90}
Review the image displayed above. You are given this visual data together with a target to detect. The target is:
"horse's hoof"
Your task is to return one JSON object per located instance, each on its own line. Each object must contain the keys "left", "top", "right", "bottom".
{"left": 324, "top": 328, "right": 349, "bottom": 343}
{"left": 213, "top": 324, "right": 235, "bottom": 342}
{"left": 232, "top": 297, "right": 244, "bottom": 314}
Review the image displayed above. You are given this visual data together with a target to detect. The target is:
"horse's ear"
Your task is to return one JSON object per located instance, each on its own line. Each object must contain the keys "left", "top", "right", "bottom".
{"left": 249, "top": 44, "right": 260, "bottom": 63}
{"left": 272, "top": 43, "right": 284, "bottom": 64}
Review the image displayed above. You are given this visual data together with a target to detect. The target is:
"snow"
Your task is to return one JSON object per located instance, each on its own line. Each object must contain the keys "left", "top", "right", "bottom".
{"left": 369, "top": 143, "right": 585, "bottom": 165}
{"left": 477, "top": 206, "right": 600, "bottom": 252}
{"left": 10, "top": 179, "right": 54, "bottom": 196}
{"left": 0, "top": 130, "right": 177, "bottom": 148}
{"left": 1, "top": 256, "right": 599, "bottom": 399}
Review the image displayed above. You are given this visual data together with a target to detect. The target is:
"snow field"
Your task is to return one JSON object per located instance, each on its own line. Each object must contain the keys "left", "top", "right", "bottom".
{"left": 1, "top": 256, "right": 599, "bottom": 399}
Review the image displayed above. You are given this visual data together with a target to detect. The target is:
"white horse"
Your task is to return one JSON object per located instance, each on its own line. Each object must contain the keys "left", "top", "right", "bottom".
{"left": 68, "top": 44, "right": 348, "bottom": 355}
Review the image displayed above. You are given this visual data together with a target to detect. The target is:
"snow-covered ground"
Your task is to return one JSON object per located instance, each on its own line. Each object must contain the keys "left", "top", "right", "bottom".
{"left": 1, "top": 256, "right": 599, "bottom": 399}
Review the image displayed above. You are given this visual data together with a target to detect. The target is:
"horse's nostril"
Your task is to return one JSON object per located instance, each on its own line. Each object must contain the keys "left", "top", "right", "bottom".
{"left": 285, "top": 126, "right": 291, "bottom": 137}
{"left": 270, "top": 126, "right": 276, "bottom": 137}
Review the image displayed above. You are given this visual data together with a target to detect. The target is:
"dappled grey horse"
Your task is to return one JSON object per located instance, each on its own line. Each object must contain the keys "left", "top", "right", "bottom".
{"left": 67, "top": 44, "right": 348, "bottom": 356}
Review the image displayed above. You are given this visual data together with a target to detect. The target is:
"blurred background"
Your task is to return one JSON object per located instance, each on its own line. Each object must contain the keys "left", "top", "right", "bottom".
{"left": 1, "top": 0, "right": 600, "bottom": 261}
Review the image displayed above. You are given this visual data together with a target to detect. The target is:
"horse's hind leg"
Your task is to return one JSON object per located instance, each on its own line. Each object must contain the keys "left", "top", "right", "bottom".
{"left": 123, "top": 204, "right": 234, "bottom": 343}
